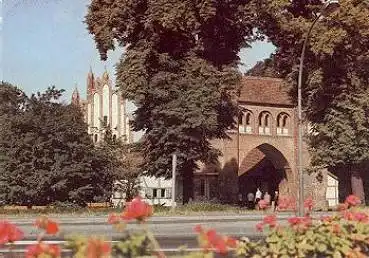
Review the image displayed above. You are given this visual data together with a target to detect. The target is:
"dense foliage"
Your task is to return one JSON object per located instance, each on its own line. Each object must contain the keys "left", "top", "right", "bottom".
{"left": 0, "top": 83, "right": 114, "bottom": 206}
{"left": 85, "top": 0, "right": 259, "bottom": 203}
{"left": 254, "top": 0, "right": 369, "bottom": 202}
{"left": 99, "top": 126, "right": 142, "bottom": 202}
{"left": 245, "top": 55, "right": 281, "bottom": 78}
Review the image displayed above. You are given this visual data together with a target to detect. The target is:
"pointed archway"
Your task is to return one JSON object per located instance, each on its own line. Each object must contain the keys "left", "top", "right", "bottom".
{"left": 238, "top": 143, "right": 292, "bottom": 203}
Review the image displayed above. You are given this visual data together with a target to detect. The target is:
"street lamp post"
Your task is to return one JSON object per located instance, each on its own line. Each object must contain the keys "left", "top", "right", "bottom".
{"left": 297, "top": 0, "right": 339, "bottom": 216}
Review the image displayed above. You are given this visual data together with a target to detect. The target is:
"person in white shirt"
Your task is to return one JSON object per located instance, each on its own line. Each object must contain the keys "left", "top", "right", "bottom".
{"left": 255, "top": 188, "right": 262, "bottom": 208}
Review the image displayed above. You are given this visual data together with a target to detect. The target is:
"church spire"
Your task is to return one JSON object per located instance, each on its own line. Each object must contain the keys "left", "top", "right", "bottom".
{"left": 72, "top": 84, "right": 80, "bottom": 105}
{"left": 87, "top": 66, "right": 95, "bottom": 92}
{"left": 103, "top": 65, "right": 109, "bottom": 81}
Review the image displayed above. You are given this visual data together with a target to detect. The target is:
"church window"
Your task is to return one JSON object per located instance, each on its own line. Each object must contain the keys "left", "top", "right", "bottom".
{"left": 94, "top": 134, "right": 98, "bottom": 143}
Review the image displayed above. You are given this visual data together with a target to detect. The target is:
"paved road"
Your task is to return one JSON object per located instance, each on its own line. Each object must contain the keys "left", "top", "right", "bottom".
{"left": 1, "top": 213, "right": 334, "bottom": 256}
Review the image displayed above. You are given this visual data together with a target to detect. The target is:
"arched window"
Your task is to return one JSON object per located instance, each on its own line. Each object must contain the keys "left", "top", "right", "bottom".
{"left": 277, "top": 113, "right": 290, "bottom": 136}
{"left": 239, "top": 110, "right": 253, "bottom": 134}
{"left": 259, "top": 111, "right": 272, "bottom": 135}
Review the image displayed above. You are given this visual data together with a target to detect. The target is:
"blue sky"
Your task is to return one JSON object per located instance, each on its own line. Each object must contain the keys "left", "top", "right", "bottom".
{"left": 2, "top": 0, "right": 276, "bottom": 103}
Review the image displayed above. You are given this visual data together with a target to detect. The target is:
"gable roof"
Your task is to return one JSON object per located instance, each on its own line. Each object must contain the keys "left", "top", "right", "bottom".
{"left": 239, "top": 76, "right": 294, "bottom": 106}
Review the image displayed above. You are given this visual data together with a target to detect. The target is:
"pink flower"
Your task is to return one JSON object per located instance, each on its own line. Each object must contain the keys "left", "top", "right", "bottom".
{"left": 255, "top": 222, "right": 264, "bottom": 232}
{"left": 258, "top": 200, "right": 269, "bottom": 210}
{"left": 287, "top": 216, "right": 312, "bottom": 231}
{"left": 277, "top": 196, "right": 296, "bottom": 211}
{"left": 345, "top": 195, "right": 361, "bottom": 207}
{"left": 263, "top": 215, "right": 277, "bottom": 228}
{"left": 342, "top": 211, "right": 369, "bottom": 223}
{"left": 0, "top": 221, "right": 24, "bottom": 245}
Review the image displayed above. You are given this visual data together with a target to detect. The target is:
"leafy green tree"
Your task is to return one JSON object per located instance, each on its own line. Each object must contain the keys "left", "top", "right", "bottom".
{"left": 254, "top": 0, "right": 369, "bottom": 202}
{"left": 0, "top": 85, "right": 114, "bottom": 206}
{"left": 245, "top": 55, "right": 281, "bottom": 78}
{"left": 85, "top": 0, "right": 258, "bottom": 203}
{"left": 99, "top": 126, "right": 142, "bottom": 203}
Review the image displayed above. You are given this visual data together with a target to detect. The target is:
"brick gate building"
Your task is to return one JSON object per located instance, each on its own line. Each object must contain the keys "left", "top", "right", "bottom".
{"left": 192, "top": 76, "right": 334, "bottom": 209}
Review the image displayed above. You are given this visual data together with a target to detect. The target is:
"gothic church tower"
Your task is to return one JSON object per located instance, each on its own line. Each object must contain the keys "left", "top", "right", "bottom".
{"left": 72, "top": 68, "right": 133, "bottom": 144}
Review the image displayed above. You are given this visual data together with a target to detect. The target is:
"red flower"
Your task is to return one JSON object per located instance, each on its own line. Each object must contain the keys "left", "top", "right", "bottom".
{"left": 86, "top": 238, "right": 111, "bottom": 258}
{"left": 107, "top": 213, "right": 120, "bottom": 224}
{"left": 277, "top": 196, "right": 296, "bottom": 211}
{"left": 258, "top": 200, "right": 269, "bottom": 210}
{"left": 287, "top": 216, "right": 312, "bottom": 231}
{"left": 342, "top": 211, "right": 369, "bottom": 223}
{"left": 0, "top": 221, "right": 24, "bottom": 245}
{"left": 263, "top": 215, "right": 277, "bottom": 228}
{"left": 26, "top": 243, "right": 61, "bottom": 258}
{"left": 34, "top": 217, "right": 59, "bottom": 235}
{"left": 225, "top": 237, "right": 237, "bottom": 248}
{"left": 121, "top": 196, "right": 153, "bottom": 222}
{"left": 304, "top": 197, "right": 314, "bottom": 211}
{"left": 345, "top": 195, "right": 361, "bottom": 207}
{"left": 195, "top": 226, "right": 237, "bottom": 254}
{"left": 194, "top": 225, "right": 203, "bottom": 233}
{"left": 255, "top": 222, "right": 264, "bottom": 232}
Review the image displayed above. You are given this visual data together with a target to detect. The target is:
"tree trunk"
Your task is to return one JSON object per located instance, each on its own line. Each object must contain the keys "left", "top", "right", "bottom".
{"left": 350, "top": 168, "right": 365, "bottom": 204}
{"left": 182, "top": 162, "right": 194, "bottom": 205}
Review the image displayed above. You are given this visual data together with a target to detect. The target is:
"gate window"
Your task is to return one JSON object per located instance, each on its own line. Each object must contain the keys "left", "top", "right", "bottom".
{"left": 258, "top": 111, "right": 271, "bottom": 135}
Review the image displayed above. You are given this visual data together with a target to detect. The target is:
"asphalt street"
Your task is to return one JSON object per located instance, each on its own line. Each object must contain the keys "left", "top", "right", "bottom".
{"left": 0, "top": 213, "right": 331, "bottom": 256}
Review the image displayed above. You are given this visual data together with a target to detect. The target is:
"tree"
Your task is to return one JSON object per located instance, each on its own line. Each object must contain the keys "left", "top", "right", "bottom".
{"left": 0, "top": 85, "right": 114, "bottom": 206}
{"left": 99, "top": 125, "right": 142, "bottom": 203}
{"left": 85, "top": 0, "right": 258, "bottom": 203}
{"left": 245, "top": 55, "right": 281, "bottom": 78}
{"left": 254, "top": 0, "right": 369, "bottom": 202}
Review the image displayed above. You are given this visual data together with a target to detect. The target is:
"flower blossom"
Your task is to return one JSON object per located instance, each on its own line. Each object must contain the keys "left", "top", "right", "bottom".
{"left": 0, "top": 221, "right": 24, "bottom": 245}
{"left": 287, "top": 216, "right": 312, "bottom": 231}
{"left": 121, "top": 196, "right": 153, "bottom": 222}
{"left": 277, "top": 196, "right": 296, "bottom": 211}
{"left": 25, "top": 243, "right": 61, "bottom": 258}
{"left": 194, "top": 225, "right": 237, "bottom": 254}
{"left": 345, "top": 195, "right": 361, "bottom": 207}
{"left": 255, "top": 215, "right": 277, "bottom": 232}
{"left": 258, "top": 200, "right": 269, "bottom": 210}
{"left": 107, "top": 213, "right": 121, "bottom": 224}
{"left": 342, "top": 210, "right": 369, "bottom": 223}
{"left": 34, "top": 217, "right": 59, "bottom": 235}
{"left": 86, "top": 238, "right": 111, "bottom": 258}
